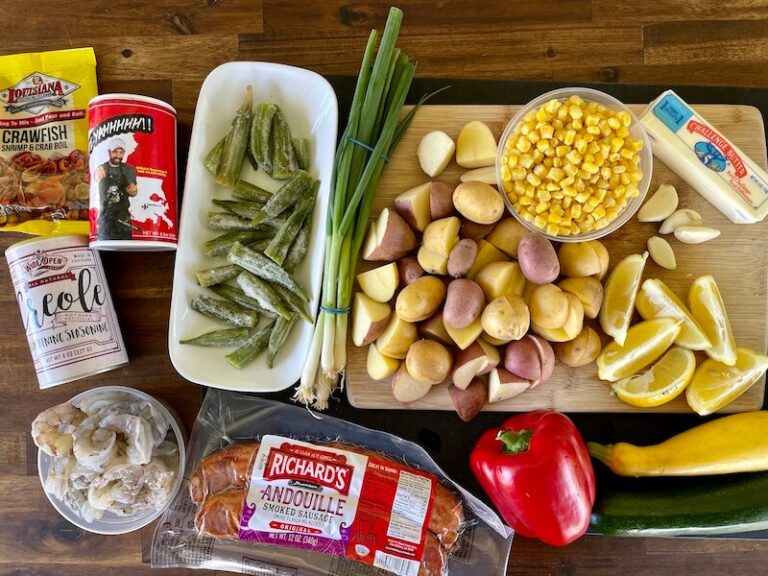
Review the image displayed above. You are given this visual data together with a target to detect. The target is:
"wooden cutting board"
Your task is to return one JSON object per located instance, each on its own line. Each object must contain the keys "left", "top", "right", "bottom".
{"left": 346, "top": 104, "right": 768, "bottom": 413}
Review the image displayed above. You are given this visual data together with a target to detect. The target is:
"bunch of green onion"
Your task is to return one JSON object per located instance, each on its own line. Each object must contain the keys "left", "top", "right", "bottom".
{"left": 295, "top": 7, "right": 443, "bottom": 409}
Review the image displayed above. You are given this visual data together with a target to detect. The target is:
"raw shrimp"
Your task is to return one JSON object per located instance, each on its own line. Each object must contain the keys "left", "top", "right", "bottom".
{"left": 88, "top": 456, "right": 145, "bottom": 511}
{"left": 77, "top": 392, "right": 170, "bottom": 448}
{"left": 72, "top": 414, "right": 118, "bottom": 471}
{"left": 99, "top": 412, "right": 154, "bottom": 465}
{"left": 69, "top": 461, "right": 99, "bottom": 491}
{"left": 44, "top": 455, "right": 76, "bottom": 500}
{"left": 76, "top": 392, "right": 136, "bottom": 416}
{"left": 64, "top": 484, "right": 104, "bottom": 523}
{"left": 31, "top": 402, "right": 86, "bottom": 457}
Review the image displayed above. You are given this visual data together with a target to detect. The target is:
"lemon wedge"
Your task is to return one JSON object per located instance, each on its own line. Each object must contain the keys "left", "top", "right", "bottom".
{"left": 635, "top": 278, "right": 711, "bottom": 350}
{"left": 611, "top": 347, "right": 696, "bottom": 407}
{"left": 599, "top": 252, "right": 648, "bottom": 346}
{"left": 688, "top": 275, "right": 737, "bottom": 366}
{"left": 597, "top": 318, "right": 681, "bottom": 382}
{"left": 686, "top": 348, "right": 768, "bottom": 416}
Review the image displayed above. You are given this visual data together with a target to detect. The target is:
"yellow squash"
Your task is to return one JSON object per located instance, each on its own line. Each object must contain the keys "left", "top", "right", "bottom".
{"left": 587, "top": 411, "right": 768, "bottom": 476}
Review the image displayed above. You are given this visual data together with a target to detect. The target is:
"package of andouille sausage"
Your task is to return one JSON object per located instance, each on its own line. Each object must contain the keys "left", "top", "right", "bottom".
{"left": 0, "top": 48, "right": 96, "bottom": 235}
{"left": 151, "top": 390, "right": 513, "bottom": 576}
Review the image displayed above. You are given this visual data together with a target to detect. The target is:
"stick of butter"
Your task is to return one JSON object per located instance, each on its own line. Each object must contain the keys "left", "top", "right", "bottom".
{"left": 640, "top": 90, "right": 768, "bottom": 224}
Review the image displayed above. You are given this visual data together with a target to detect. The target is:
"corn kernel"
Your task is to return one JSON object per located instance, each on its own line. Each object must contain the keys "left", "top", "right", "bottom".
{"left": 562, "top": 186, "right": 577, "bottom": 197}
{"left": 545, "top": 167, "right": 565, "bottom": 182}
{"left": 565, "top": 150, "right": 582, "bottom": 165}
{"left": 571, "top": 222, "right": 581, "bottom": 234}
{"left": 519, "top": 154, "right": 535, "bottom": 169}
{"left": 519, "top": 195, "right": 534, "bottom": 206}
{"left": 563, "top": 163, "right": 579, "bottom": 178}
{"left": 631, "top": 154, "right": 642, "bottom": 165}
{"left": 597, "top": 179, "right": 610, "bottom": 190}
{"left": 619, "top": 148, "right": 635, "bottom": 160}
{"left": 600, "top": 143, "right": 611, "bottom": 158}
{"left": 536, "top": 108, "right": 551, "bottom": 122}
{"left": 524, "top": 186, "right": 535, "bottom": 198}
{"left": 574, "top": 179, "right": 586, "bottom": 193}
{"left": 570, "top": 204, "right": 583, "bottom": 219}
{"left": 562, "top": 196, "right": 573, "bottom": 209}
{"left": 578, "top": 220, "right": 594, "bottom": 232}
{"left": 553, "top": 157, "right": 563, "bottom": 168}
{"left": 558, "top": 225, "right": 571, "bottom": 236}
{"left": 507, "top": 155, "right": 519, "bottom": 170}
{"left": 533, "top": 164, "right": 546, "bottom": 177}
{"left": 626, "top": 184, "right": 640, "bottom": 198}
{"left": 527, "top": 173, "right": 542, "bottom": 187}
{"left": 545, "top": 182, "right": 559, "bottom": 192}
{"left": 614, "top": 185, "right": 626, "bottom": 197}
{"left": 618, "top": 111, "right": 632, "bottom": 127}
{"left": 552, "top": 190, "right": 565, "bottom": 200}
{"left": 568, "top": 94, "right": 584, "bottom": 105}
{"left": 557, "top": 106, "right": 569, "bottom": 121}
{"left": 546, "top": 223, "right": 560, "bottom": 235}
{"left": 564, "top": 129, "right": 576, "bottom": 146}
{"left": 568, "top": 105, "right": 583, "bottom": 120}
{"left": 516, "top": 137, "right": 532, "bottom": 153}
{"left": 536, "top": 139, "right": 550, "bottom": 153}
{"left": 544, "top": 99, "right": 561, "bottom": 114}
{"left": 620, "top": 173, "right": 631, "bottom": 185}
{"left": 630, "top": 170, "right": 643, "bottom": 182}
{"left": 503, "top": 181, "right": 514, "bottom": 193}
{"left": 514, "top": 181, "right": 526, "bottom": 195}
{"left": 511, "top": 166, "right": 527, "bottom": 181}
{"left": 609, "top": 174, "right": 620, "bottom": 187}
{"left": 607, "top": 117, "right": 621, "bottom": 130}
{"left": 533, "top": 149, "right": 545, "bottom": 163}
{"left": 547, "top": 212, "right": 562, "bottom": 224}
{"left": 572, "top": 118, "right": 583, "bottom": 130}
{"left": 583, "top": 203, "right": 595, "bottom": 214}
{"left": 586, "top": 125, "right": 601, "bottom": 135}
{"left": 575, "top": 192, "right": 590, "bottom": 204}
{"left": 555, "top": 145, "right": 569, "bottom": 158}
{"left": 526, "top": 130, "right": 540, "bottom": 144}
{"left": 522, "top": 211, "right": 535, "bottom": 223}
{"left": 604, "top": 197, "right": 616, "bottom": 209}
{"left": 536, "top": 188, "right": 552, "bottom": 201}
{"left": 595, "top": 218, "right": 610, "bottom": 230}
{"left": 575, "top": 139, "right": 587, "bottom": 155}
{"left": 595, "top": 189, "right": 607, "bottom": 202}
{"left": 534, "top": 215, "right": 547, "bottom": 229}
{"left": 585, "top": 114, "right": 600, "bottom": 127}
{"left": 617, "top": 126, "right": 629, "bottom": 138}
{"left": 593, "top": 205, "right": 607, "bottom": 220}
{"left": 552, "top": 204, "right": 565, "bottom": 216}
{"left": 560, "top": 175, "right": 575, "bottom": 188}
{"left": 500, "top": 165, "right": 511, "bottom": 181}
{"left": 539, "top": 124, "right": 555, "bottom": 139}
{"left": 600, "top": 167, "right": 612, "bottom": 180}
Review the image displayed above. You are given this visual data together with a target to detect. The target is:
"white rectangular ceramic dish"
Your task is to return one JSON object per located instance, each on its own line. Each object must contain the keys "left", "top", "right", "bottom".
{"left": 169, "top": 62, "right": 337, "bottom": 392}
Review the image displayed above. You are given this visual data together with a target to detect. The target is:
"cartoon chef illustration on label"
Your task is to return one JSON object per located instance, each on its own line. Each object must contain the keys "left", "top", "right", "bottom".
{"left": 94, "top": 137, "right": 139, "bottom": 240}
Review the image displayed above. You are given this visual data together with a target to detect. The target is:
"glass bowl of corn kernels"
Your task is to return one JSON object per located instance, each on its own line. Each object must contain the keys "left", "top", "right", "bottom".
{"left": 496, "top": 87, "right": 652, "bottom": 242}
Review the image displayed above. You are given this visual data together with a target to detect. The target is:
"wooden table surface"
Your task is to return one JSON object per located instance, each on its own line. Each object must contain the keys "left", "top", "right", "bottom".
{"left": 3, "top": 1, "right": 768, "bottom": 575}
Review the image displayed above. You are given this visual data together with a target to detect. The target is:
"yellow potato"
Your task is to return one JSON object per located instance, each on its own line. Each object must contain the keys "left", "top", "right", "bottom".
{"left": 481, "top": 295, "right": 530, "bottom": 343}
{"left": 558, "top": 276, "right": 604, "bottom": 319}
{"left": 558, "top": 240, "right": 608, "bottom": 278}
{"left": 452, "top": 181, "right": 505, "bottom": 225}
{"left": 395, "top": 276, "right": 446, "bottom": 322}
{"left": 554, "top": 326, "right": 602, "bottom": 367}
{"left": 528, "top": 284, "right": 569, "bottom": 329}
{"left": 405, "top": 339, "right": 453, "bottom": 385}
{"left": 486, "top": 217, "right": 529, "bottom": 258}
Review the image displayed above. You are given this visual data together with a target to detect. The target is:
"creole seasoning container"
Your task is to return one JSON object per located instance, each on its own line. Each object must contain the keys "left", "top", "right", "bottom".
{"left": 87, "top": 94, "right": 177, "bottom": 251}
{"left": 6, "top": 235, "right": 128, "bottom": 388}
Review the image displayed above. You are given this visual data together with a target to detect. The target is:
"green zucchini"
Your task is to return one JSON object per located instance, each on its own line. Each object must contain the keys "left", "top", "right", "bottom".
{"left": 590, "top": 472, "right": 768, "bottom": 536}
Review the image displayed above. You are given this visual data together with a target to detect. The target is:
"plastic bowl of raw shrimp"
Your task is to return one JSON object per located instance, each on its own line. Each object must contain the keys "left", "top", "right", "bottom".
{"left": 35, "top": 386, "right": 186, "bottom": 535}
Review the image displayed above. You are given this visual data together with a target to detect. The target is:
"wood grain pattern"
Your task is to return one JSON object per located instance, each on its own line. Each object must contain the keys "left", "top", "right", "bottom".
{"left": 346, "top": 104, "right": 768, "bottom": 413}
{"left": 1, "top": 1, "right": 768, "bottom": 574}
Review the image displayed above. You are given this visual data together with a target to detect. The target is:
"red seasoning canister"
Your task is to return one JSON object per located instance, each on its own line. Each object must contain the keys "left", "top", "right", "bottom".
{"left": 6, "top": 235, "right": 128, "bottom": 388}
{"left": 87, "top": 94, "right": 177, "bottom": 250}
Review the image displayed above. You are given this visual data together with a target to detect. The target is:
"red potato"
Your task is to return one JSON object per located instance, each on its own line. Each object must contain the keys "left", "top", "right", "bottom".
{"left": 429, "top": 181, "right": 455, "bottom": 219}
{"left": 460, "top": 220, "right": 496, "bottom": 242}
{"left": 476, "top": 338, "right": 501, "bottom": 375}
{"left": 351, "top": 292, "right": 391, "bottom": 347}
{"left": 417, "top": 132, "right": 455, "bottom": 178}
{"left": 356, "top": 262, "right": 399, "bottom": 303}
{"left": 392, "top": 365, "right": 432, "bottom": 403}
{"left": 504, "top": 334, "right": 555, "bottom": 384}
{"left": 419, "top": 312, "right": 454, "bottom": 346}
{"left": 397, "top": 256, "right": 424, "bottom": 287}
{"left": 394, "top": 182, "right": 432, "bottom": 232}
{"left": 363, "top": 208, "right": 417, "bottom": 261}
{"left": 452, "top": 339, "right": 500, "bottom": 389}
{"left": 449, "top": 378, "right": 487, "bottom": 422}
{"left": 443, "top": 279, "right": 485, "bottom": 329}
{"left": 447, "top": 239, "right": 478, "bottom": 278}
{"left": 517, "top": 233, "right": 560, "bottom": 284}
{"left": 488, "top": 368, "right": 530, "bottom": 403}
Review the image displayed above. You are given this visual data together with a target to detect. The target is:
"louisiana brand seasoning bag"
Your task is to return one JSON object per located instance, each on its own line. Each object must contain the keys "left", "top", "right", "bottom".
{"left": 0, "top": 48, "right": 97, "bottom": 235}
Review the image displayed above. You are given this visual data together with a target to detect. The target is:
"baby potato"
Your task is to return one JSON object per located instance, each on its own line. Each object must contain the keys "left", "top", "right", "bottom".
{"left": 406, "top": 339, "right": 453, "bottom": 385}
{"left": 558, "top": 276, "right": 604, "bottom": 319}
{"left": 444, "top": 279, "right": 486, "bottom": 329}
{"left": 481, "top": 295, "right": 530, "bottom": 343}
{"left": 528, "top": 283, "right": 569, "bottom": 329}
{"left": 555, "top": 326, "right": 602, "bottom": 367}
{"left": 447, "top": 238, "right": 478, "bottom": 278}
{"left": 558, "top": 240, "right": 609, "bottom": 278}
{"left": 452, "top": 181, "right": 505, "bottom": 225}
{"left": 395, "top": 276, "right": 446, "bottom": 323}
{"left": 518, "top": 233, "right": 560, "bottom": 284}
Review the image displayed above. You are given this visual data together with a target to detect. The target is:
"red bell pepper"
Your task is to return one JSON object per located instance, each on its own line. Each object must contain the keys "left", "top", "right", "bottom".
{"left": 470, "top": 410, "right": 595, "bottom": 546}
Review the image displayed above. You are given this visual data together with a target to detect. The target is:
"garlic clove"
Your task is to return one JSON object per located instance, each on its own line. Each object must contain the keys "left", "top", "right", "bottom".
{"left": 638, "top": 183, "right": 679, "bottom": 222}
{"left": 659, "top": 208, "right": 703, "bottom": 235}
{"left": 674, "top": 225, "right": 721, "bottom": 244}
{"left": 647, "top": 236, "right": 677, "bottom": 270}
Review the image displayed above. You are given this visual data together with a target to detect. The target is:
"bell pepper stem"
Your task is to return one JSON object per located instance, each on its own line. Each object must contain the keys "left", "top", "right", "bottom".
{"left": 496, "top": 429, "right": 534, "bottom": 454}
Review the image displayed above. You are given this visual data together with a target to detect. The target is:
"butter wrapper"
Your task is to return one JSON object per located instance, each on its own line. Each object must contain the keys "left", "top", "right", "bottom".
{"left": 640, "top": 90, "right": 768, "bottom": 224}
